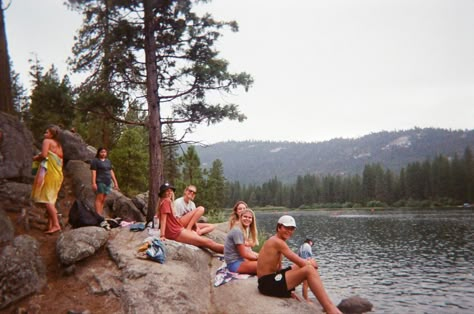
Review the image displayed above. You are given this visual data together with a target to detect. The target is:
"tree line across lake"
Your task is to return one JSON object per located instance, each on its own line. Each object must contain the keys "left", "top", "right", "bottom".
{"left": 222, "top": 147, "right": 474, "bottom": 210}
{"left": 154, "top": 142, "right": 474, "bottom": 212}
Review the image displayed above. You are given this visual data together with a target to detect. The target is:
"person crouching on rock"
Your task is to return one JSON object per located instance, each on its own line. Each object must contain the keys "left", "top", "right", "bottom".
{"left": 256, "top": 215, "right": 342, "bottom": 314}
{"left": 157, "top": 182, "right": 224, "bottom": 254}
{"left": 224, "top": 208, "right": 259, "bottom": 274}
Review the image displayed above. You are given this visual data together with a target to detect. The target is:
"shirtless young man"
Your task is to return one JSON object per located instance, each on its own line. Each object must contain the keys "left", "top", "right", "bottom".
{"left": 256, "top": 215, "right": 342, "bottom": 314}
{"left": 174, "top": 185, "right": 215, "bottom": 235}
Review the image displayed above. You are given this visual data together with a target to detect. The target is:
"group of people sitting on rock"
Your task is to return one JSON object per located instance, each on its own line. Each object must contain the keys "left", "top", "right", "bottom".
{"left": 156, "top": 183, "right": 342, "bottom": 314}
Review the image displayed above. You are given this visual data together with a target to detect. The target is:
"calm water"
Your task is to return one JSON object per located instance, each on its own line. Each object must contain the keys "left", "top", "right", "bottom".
{"left": 255, "top": 209, "right": 474, "bottom": 314}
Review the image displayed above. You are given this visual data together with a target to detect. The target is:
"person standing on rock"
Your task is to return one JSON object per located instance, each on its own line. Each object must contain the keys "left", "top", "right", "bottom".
{"left": 31, "top": 125, "right": 64, "bottom": 234}
{"left": 90, "top": 147, "right": 119, "bottom": 217}
{"left": 224, "top": 208, "right": 259, "bottom": 274}
{"left": 257, "top": 215, "right": 342, "bottom": 314}
{"left": 158, "top": 182, "right": 224, "bottom": 254}
{"left": 174, "top": 184, "right": 215, "bottom": 235}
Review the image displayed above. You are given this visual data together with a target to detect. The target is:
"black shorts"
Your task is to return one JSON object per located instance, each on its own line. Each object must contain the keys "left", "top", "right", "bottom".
{"left": 258, "top": 266, "right": 294, "bottom": 298}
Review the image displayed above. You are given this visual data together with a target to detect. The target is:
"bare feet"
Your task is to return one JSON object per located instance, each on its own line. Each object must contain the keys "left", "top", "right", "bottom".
{"left": 290, "top": 291, "right": 302, "bottom": 302}
{"left": 45, "top": 227, "right": 61, "bottom": 234}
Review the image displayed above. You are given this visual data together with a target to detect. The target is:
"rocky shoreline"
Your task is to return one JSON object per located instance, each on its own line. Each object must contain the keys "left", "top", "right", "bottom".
{"left": 0, "top": 112, "right": 371, "bottom": 313}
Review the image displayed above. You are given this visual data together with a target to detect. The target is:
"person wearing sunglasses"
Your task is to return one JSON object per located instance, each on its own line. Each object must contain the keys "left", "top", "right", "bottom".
{"left": 174, "top": 185, "right": 215, "bottom": 235}
{"left": 157, "top": 183, "right": 223, "bottom": 254}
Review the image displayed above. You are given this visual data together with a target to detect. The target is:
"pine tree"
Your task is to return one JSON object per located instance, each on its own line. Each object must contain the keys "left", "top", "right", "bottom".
{"left": 67, "top": 0, "right": 253, "bottom": 221}
{"left": 109, "top": 126, "right": 148, "bottom": 196}
{"left": 0, "top": 0, "right": 14, "bottom": 114}
{"left": 162, "top": 123, "right": 180, "bottom": 185}
{"left": 28, "top": 63, "right": 74, "bottom": 140}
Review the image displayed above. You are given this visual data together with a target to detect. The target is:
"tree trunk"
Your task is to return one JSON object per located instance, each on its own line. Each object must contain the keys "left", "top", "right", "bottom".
{"left": 144, "top": 0, "right": 163, "bottom": 225}
{"left": 0, "top": 0, "right": 14, "bottom": 114}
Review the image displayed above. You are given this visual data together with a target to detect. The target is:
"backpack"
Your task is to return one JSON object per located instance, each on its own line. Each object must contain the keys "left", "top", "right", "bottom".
{"left": 68, "top": 199, "right": 104, "bottom": 228}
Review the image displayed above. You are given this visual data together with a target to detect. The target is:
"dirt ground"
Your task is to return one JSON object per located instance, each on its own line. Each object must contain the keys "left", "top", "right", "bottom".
{"left": 3, "top": 176, "right": 123, "bottom": 314}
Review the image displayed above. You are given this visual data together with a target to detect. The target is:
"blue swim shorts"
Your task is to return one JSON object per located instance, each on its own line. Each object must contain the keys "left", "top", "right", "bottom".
{"left": 227, "top": 258, "right": 244, "bottom": 273}
{"left": 97, "top": 182, "right": 112, "bottom": 195}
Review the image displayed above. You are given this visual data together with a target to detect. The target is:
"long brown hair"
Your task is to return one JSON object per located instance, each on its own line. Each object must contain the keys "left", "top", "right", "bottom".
{"left": 228, "top": 200, "right": 248, "bottom": 230}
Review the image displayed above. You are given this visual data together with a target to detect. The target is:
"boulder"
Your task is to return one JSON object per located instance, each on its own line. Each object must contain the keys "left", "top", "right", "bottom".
{"left": 337, "top": 296, "right": 373, "bottom": 314}
{"left": 131, "top": 191, "right": 148, "bottom": 217}
{"left": 0, "top": 235, "right": 46, "bottom": 309}
{"left": 0, "top": 112, "right": 35, "bottom": 181}
{"left": 56, "top": 226, "right": 110, "bottom": 265}
{"left": 104, "top": 227, "right": 322, "bottom": 314}
{"left": 59, "top": 130, "right": 96, "bottom": 162}
{"left": 106, "top": 191, "right": 145, "bottom": 222}
{"left": 0, "top": 209, "right": 14, "bottom": 247}
{"left": 0, "top": 181, "right": 33, "bottom": 205}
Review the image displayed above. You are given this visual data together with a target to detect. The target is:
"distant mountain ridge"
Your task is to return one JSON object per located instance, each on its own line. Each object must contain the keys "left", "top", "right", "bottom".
{"left": 194, "top": 128, "right": 474, "bottom": 185}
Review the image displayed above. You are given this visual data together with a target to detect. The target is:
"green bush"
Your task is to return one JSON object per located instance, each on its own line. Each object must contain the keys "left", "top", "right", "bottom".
{"left": 206, "top": 209, "right": 226, "bottom": 223}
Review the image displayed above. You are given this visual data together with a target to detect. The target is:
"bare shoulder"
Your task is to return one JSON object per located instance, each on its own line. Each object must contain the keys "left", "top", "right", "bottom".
{"left": 270, "top": 235, "right": 286, "bottom": 245}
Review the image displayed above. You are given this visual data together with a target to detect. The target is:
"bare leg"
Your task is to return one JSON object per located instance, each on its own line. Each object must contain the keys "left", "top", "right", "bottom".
{"left": 45, "top": 203, "right": 61, "bottom": 234}
{"left": 175, "top": 229, "right": 224, "bottom": 253}
{"left": 236, "top": 260, "right": 258, "bottom": 275}
{"left": 178, "top": 206, "right": 205, "bottom": 230}
{"left": 196, "top": 222, "right": 215, "bottom": 235}
{"left": 302, "top": 280, "right": 312, "bottom": 302}
{"left": 285, "top": 265, "right": 342, "bottom": 314}
{"left": 95, "top": 193, "right": 106, "bottom": 216}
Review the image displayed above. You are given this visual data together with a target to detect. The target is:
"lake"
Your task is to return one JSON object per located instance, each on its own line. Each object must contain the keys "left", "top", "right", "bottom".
{"left": 255, "top": 209, "right": 474, "bottom": 314}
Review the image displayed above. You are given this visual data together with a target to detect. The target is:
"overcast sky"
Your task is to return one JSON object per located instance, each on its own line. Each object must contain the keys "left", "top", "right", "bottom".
{"left": 5, "top": 0, "right": 474, "bottom": 144}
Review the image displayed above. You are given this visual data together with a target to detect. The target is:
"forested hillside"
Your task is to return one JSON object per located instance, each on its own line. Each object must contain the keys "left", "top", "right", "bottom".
{"left": 195, "top": 128, "right": 474, "bottom": 184}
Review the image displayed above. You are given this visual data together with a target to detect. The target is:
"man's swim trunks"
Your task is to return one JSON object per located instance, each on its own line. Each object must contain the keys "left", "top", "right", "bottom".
{"left": 257, "top": 266, "right": 294, "bottom": 298}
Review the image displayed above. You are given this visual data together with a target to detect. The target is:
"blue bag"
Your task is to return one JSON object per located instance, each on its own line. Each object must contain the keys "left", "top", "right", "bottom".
{"left": 146, "top": 238, "right": 166, "bottom": 263}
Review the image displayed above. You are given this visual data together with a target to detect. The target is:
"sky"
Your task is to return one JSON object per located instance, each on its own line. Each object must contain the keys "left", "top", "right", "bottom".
{"left": 5, "top": 0, "right": 474, "bottom": 144}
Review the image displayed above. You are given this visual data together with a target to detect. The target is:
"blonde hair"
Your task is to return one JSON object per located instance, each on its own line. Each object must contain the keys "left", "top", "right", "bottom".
{"left": 228, "top": 201, "right": 248, "bottom": 230}
{"left": 239, "top": 208, "right": 259, "bottom": 246}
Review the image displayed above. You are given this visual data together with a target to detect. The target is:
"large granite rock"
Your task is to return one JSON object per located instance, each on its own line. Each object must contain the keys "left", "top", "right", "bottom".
{"left": 0, "top": 181, "right": 33, "bottom": 205}
{"left": 0, "top": 112, "right": 35, "bottom": 181}
{"left": 0, "top": 235, "right": 46, "bottom": 309}
{"left": 59, "top": 130, "right": 96, "bottom": 163}
{"left": 102, "top": 226, "right": 321, "bottom": 314}
{"left": 0, "top": 209, "right": 14, "bottom": 247}
{"left": 56, "top": 226, "right": 110, "bottom": 265}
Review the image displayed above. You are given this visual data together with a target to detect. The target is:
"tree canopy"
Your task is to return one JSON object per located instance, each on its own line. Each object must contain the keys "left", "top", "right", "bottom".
{"left": 67, "top": 0, "right": 253, "bottom": 219}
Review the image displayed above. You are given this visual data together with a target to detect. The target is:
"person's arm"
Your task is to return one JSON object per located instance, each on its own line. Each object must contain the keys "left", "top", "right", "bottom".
{"left": 110, "top": 169, "right": 119, "bottom": 190}
{"left": 280, "top": 239, "right": 318, "bottom": 269}
{"left": 159, "top": 199, "right": 171, "bottom": 241}
{"left": 91, "top": 169, "right": 98, "bottom": 191}
{"left": 159, "top": 211, "right": 167, "bottom": 241}
{"left": 33, "top": 139, "right": 50, "bottom": 161}
{"left": 237, "top": 244, "right": 258, "bottom": 261}
{"left": 245, "top": 239, "right": 256, "bottom": 247}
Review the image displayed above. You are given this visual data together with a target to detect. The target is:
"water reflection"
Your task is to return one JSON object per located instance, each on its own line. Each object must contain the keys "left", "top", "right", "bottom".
{"left": 256, "top": 209, "right": 474, "bottom": 313}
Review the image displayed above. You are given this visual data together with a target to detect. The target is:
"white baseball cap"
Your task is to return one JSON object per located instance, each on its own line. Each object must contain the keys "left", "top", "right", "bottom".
{"left": 278, "top": 215, "right": 296, "bottom": 228}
